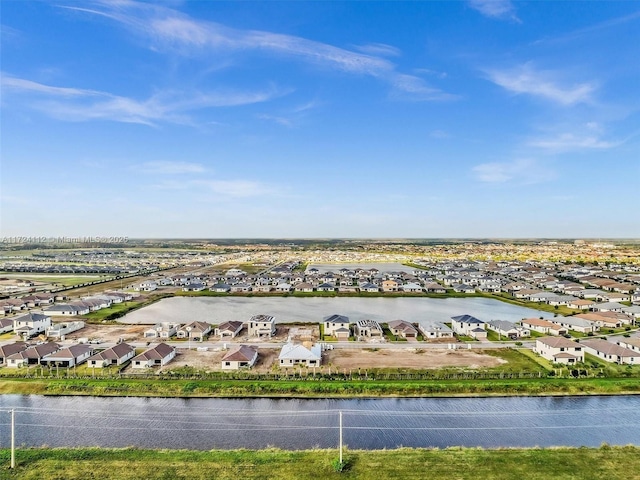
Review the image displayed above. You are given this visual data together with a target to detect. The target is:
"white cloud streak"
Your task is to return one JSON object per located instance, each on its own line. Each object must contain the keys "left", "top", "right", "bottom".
{"left": 473, "top": 159, "right": 555, "bottom": 184}
{"left": 1, "top": 74, "right": 282, "bottom": 126}
{"left": 135, "top": 161, "right": 207, "bottom": 174}
{"left": 485, "top": 63, "right": 595, "bottom": 105}
{"left": 528, "top": 133, "right": 619, "bottom": 152}
{"left": 60, "top": 0, "right": 454, "bottom": 101}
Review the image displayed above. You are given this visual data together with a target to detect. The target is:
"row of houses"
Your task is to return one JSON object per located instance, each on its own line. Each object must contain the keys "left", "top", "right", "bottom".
{"left": 0, "top": 312, "right": 86, "bottom": 340}
{"left": 0, "top": 341, "right": 176, "bottom": 370}
{"left": 534, "top": 337, "right": 640, "bottom": 365}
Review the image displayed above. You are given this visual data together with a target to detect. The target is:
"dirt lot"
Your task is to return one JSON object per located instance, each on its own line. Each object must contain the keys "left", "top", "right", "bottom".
{"left": 324, "top": 348, "right": 505, "bottom": 370}
{"left": 160, "top": 347, "right": 280, "bottom": 373}
{"left": 65, "top": 324, "right": 147, "bottom": 343}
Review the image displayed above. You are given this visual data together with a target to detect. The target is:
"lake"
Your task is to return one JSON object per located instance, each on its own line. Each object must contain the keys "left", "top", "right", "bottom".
{"left": 120, "top": 296, "right": 555, "bottom": 325}
{"left": 1, "top": 395, "right": 638, "bottom": 450}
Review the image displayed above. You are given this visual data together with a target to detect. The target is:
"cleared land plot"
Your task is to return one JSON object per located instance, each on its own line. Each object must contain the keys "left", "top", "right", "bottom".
{"left": 64, "top": 324, "right": 147, "bottom": 343}
{"left": 162, "top": 347, "right": 279, "bottom": 373}
{"left": 324, "top": 348, "right": 506, "bottom": 370}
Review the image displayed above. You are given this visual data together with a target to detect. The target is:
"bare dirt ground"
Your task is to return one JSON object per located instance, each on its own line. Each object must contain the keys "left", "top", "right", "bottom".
{"left": 161, "top": 347, "right": 280, "bottom": 373}
{"left": 65, "top": 324, "right": 147, "bottom": 343}
{"left": 324, "top": 349, "right": 505, "bottom": 370}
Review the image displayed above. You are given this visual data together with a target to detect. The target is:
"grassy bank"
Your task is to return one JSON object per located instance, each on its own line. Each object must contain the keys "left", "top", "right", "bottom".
{"left": 1, "top": 445, "right": 638, "bottom": 479}
{"left": 1, "top": 376, "right": 640, "bottom": 398}
{"left": 80, "top": 293, "right": 172, "bottom": 323}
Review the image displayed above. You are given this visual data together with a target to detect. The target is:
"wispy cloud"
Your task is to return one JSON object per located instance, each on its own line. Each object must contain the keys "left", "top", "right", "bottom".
{"left": 353, "top": 43, "right": 401, "bottom": 57}
{"left": 528, "top": 133, "right": 619, "bottom": 152}
{"left": 473, "top": 159, "right": 555, "bottom": 184}
{"left": 533, "top": 10, "right": 640, "bottom": 45}
{"left": 60, "top": 0, "right": 455, "bottom": 101}
{"left": 150, "top": 177, "right": 275, "bottom": 198}
{"left": 2, "top": 75, "right": 282, "bottom": 126}
{"left": 468, "top": 0, "right": 519, "bottom": 22}
{"left": 485, "top": 63, "right": 596, "bottom": 105}
{"left": 390, "top": 74, "right": 460, "bottom": 101}
{"left": 196, "top": 179, "right": 275, "bottom": 198}
{"left": 135, "top": 161, "right": 207, "bottom": 174}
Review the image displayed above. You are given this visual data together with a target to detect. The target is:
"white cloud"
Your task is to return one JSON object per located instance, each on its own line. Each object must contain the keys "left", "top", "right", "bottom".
{"left": 473, "top": 159, "right": 555, "bottom": 184}
{"left": 2, "top": 75, "right": 283, "bottom": 126}
{"left": 136, "top": 161, "right": 207, "bottom": 174}
{"left": 60, "top": 0, "right": 455, "bottom": 101}
{"left": 528, "top": 133, "right": 619, "bottom": 152}
{"left": 195, "top": 179, "right": 275, "bottom": 197}
{"left": 468, "top": 0, "right": 519, "bottom": 21}
{"left": 390, "top": 74, "right": 460, "bottom": 101}
{"left": 353, "top": 43, "right": 401, "bottom": 57}
{"left": 485, "top": 63, "right": 596, "bottom": 105}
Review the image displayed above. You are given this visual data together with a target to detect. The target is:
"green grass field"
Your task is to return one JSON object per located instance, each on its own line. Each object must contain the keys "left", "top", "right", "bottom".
{"left": 1, "top": 445, "right": 638, "bottom": 480}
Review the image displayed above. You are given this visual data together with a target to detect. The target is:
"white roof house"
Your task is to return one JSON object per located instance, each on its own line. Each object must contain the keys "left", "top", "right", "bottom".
{"left": 278, "top": 343, "right": 322, "bottom": 367}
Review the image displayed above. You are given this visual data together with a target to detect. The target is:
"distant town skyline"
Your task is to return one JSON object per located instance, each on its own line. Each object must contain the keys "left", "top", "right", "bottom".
{"left": 1, "top": 1, "right": 639, "bottom": 238}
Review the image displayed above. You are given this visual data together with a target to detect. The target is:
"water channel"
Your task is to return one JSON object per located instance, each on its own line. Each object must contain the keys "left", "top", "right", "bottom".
{"left": 120, "top": 296, "right": 555, "bottom": 325}
{"left": 1, "top": 395, "right": 638, "bottom": 450}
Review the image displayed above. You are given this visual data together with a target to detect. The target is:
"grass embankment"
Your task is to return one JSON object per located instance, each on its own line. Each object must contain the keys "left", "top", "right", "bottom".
{"left": 80, "top": 293, "right": 171, "bottom": 323}
{"left": 1, "top": 376, "right": 639, "bottom": 398}
{"left": 1, "top": 445, "right": 638, "bottom": 480}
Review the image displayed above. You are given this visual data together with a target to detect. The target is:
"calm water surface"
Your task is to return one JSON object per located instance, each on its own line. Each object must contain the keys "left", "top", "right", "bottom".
{"left": 121, "top": 296, "right": 555, "bottom": 325}
{"left": 0, "top": 395, "right": 638, "bottom": 450}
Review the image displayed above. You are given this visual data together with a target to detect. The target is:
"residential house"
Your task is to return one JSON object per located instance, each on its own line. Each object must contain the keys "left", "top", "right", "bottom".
{"left": 6, "top": 342, "right": 61, "bottom": 367}
{"left": 551, "top": 317, "right": 599, "bottom": 334}
{"left": 0, "top": 342, "right": 28, "bottom": 365}
{"left": 87, "top": 343, "right": 136, "bottom": 368}
{"left": 580, "top": 339, "right": 637, "bottom": 365}
{"left": 221, "top": 345, "right": 258, "bottom": 370}
{"left": 135, "top": 281, "right": 158, "bottom": 292}
{"left": 316, "top": 282, "right": 336, "bottom": 292}
{"left": 41, "top": 344, "right": 94, "bottom": 367}
{"left": 534, "top": 337, "right": 584, "bottom": 364}
{"left": 294, "top": 282, "right": 314, "bottom": 292}
{"left": 0, "top": 318, "right": 14, "bottom": 334}
{"left": 144, "top": 322, "right": 180, "bottom": 339}
{"left": 215, "top": 320, "right": 244, "bottom": 339}
{"left": 323, "top": 314, "right": 351, "bottom": 340}
{"left": 360, "top": 282, "right": 380, "bottom": 293}
{"left": 592, "top": 302, "right": 626, "bottom": 313}
{"left": 229, "top": 283, "right": 253, "bottom": 293}
{"left": 618, "top": 338, "right": 640, "bottom": 353}
{"left": 209, "top": 283, "right": 231, "bottom": 293}
{"left": 44, "top": 304, "right": 89, "bottom": 316}
{"left": 12, "top": 312, "right": 52, "bottom": 338}
{"left": 417, "top": 320, "right": 454, "bottom": 339}
{"left": 424, "top": 283, "right": 446, "bottom": 294}
{"left": 46, "top": 321, "right": 85, "bottom": 339}
{"left": 401, "top": 283, "right": 423, "bottom": 293}
{"left": 382, "top": 279, "right": 400, "bottom": 292}
{"left": 521, "top": 318, "right": 567, "bottom": 336}
{"left": 567, "top": 299, "right": 595, "bottom": 310}
{"left": 131, "top": 343, "right": 176, "bottom": 369}
{"left": 486, "top": 320, "right": 530, "bottom": 339}
{"left": 248, "top": 315, "right": 276, "bottom": 338}
{"left": 387, "top": 319, "right": 418, "bottom": 338}
{"left": 451, "top": 314, "right": 487, "bottom": 340}
{"left": 176, "top": 321, "right": 212, "bottom": 341}
{"left": 278, "top": 343, "right": 322, "bottom": 367}
{"left": 182, "top": 283, "right": 206, "bottom": 292}
{"left": 355, "top": 319, "right": 383, "bottom": 338}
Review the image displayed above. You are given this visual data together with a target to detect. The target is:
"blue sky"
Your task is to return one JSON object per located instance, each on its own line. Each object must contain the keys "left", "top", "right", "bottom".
{"left": 1, "top": 0, "right": 639, "bottom": 238}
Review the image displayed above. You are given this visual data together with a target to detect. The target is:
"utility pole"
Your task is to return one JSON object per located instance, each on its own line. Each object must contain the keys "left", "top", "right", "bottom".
{"left": 11, "top": 409, "right": 15, "bottom": 469}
